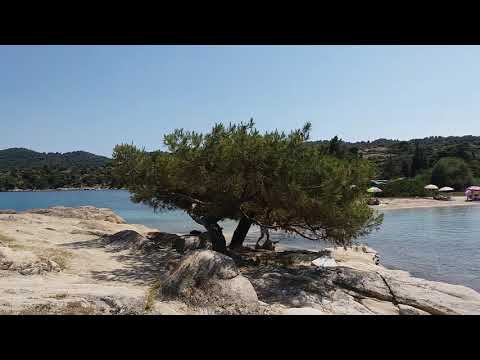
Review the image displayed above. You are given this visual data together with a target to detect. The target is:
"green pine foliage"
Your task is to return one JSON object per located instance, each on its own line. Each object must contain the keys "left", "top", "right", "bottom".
{"left": 113, "top": 120, "right": 383, "bottom": 251}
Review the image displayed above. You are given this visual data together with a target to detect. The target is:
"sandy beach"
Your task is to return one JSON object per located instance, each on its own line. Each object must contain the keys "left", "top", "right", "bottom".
{"left": 373, "top": 196, "right": 480, "bottom": 211}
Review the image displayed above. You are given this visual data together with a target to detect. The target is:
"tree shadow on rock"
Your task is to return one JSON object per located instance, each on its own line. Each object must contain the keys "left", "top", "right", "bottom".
{"left": 60, "top": 232, "right": 184, "bottom": 285}
{"left": 89, "top": 250, "right": 183, "bottom": 285}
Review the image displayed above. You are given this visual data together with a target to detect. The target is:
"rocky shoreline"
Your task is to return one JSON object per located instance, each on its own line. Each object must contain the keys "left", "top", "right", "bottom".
{"left": 1, "top": 206, "right": 480, "bottom": 315}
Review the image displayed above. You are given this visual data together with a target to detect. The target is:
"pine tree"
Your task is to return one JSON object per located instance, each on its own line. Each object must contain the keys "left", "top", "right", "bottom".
{"left": 411, "top": 141, "right": 426, "bottom": 177}
{"left": 113, "top": 121, "right": 382, "bottom": 252}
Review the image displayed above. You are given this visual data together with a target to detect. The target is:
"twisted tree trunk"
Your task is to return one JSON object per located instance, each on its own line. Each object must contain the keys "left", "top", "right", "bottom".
{"left": 189, "top": 213, "right": 227, "bottom": 253}
{"left": 229, "top": 216, "right": 253, "bottom": 250}
{"left": 205, "top": 222, "right": 227, "bottom": 253}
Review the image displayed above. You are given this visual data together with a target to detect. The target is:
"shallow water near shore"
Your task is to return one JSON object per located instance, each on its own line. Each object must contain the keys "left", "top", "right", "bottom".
{"left": 1, "top": 189, "right": 480, "bottom": 291}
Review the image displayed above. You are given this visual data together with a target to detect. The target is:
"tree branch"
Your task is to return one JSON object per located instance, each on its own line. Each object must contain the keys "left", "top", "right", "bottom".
{"left": 287, "top": 227, "right": 327, "bottom": 241}
{"left": 154, "top": 190, "right": 211, "bottom": 206}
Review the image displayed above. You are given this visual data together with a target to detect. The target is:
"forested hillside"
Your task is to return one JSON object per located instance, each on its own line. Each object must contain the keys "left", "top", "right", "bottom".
{"left": 310, "top": 135, "right": 480, "bottom": 195}
{"left": 0, "top": 148, "right": 116, "bottom": 190}
{"left": 0, "top": 148, "right": 109, "bottom": 169}
{"left": 311, "top": 135, "right": 480, "bottom": 180}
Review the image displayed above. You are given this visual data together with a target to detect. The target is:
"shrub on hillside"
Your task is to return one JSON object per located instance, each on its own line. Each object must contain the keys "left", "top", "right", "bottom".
{"left": 378, "top": 177, "right": 427, "bottom": 197}
{"left": 431, "top": 157, "right": 474, "bottom": 191}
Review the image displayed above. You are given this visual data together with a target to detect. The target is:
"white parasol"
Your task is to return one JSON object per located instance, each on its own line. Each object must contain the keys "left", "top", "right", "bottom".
{"left": 438, "top": 186, "right": 454, "bottom": 192}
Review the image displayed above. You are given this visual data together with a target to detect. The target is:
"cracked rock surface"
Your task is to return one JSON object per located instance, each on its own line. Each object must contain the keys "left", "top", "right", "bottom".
{"left": 238, "top": 246, "right": 480, "bottom": 315}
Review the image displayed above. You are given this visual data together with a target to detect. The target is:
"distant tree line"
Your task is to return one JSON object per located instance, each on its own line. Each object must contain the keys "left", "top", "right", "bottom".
{"left": 0, "top": 148, "right": 120, "bottom": 191}
{"left": 0, "top": 163, "right": 120, "bottom": 191}
{"left": 3, "top": 134, "right": 479, "bottom": 195}
{"left": 0, "top": 148, "right": 109, "bottom": 169}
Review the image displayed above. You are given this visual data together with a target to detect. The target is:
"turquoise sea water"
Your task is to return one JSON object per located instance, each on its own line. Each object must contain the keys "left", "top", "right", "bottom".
{"left": 0, "top": 190, "right": 207, "bottom": 233}
{"left": 1, "top": 190, "right": 480, "bottom": 291}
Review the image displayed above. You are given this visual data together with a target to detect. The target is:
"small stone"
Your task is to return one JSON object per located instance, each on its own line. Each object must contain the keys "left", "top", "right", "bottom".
{"left": 19, "top": 268, "right": 35, "bottom": 275}
{"left": 0, "top": 209, "right": 16, "bottom": 214}
{"left": 47, "top": 260, "right": 60, "bottom": 271}
{"left": 174, "top": 234, "right": 210, "bottom": 253}
{"left": 0, "top": 261, "right": 13, "bottom": 270}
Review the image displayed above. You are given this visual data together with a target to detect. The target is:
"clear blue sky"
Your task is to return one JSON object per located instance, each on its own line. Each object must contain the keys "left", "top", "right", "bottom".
{"left": 1, "top": 45, "right": 480, "bottom": 157}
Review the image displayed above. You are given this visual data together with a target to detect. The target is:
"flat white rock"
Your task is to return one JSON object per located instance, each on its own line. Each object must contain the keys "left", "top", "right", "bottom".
{"left": 311, "top": 256, "right": 337, "bottom": 268}
{"left": 285, "top": 307, "right": 326, "bottom": 315}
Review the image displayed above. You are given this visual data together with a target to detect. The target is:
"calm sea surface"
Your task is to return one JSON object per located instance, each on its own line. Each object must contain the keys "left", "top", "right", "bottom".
{"left": 1, "top": 190, "right": 480, "bottom": 291}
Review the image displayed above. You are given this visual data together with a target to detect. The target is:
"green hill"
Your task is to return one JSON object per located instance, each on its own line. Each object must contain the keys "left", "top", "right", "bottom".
{"left": 0, "top": 148, "right": 109, "bottom": 169}
{"left": 0, "top": 148, "right": 114, "bottom": 191}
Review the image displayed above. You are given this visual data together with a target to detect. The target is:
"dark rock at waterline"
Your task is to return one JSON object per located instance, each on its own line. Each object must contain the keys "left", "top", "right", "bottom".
{"left": 146, "top": 231, "right": 211, "bottom": 253}
{"left": 0, "top": 209, "right": 16, "bottom": 214}
{"left": 101, "top": 230, "right": 150, "bottom": 251}
{"left": 174, "top": 234, "right": 211, "bottom": 253}
{"left": 102, "top": 230, "right": 177, "bottom": 253}
{"left": 230, "top": 248, "right": 326, "bottom": 268}
{"left": 102, "top": 230, "right": 211, "bottom": 254}
{"left": 146, "top": 232, "right": 182, "bottom": 248}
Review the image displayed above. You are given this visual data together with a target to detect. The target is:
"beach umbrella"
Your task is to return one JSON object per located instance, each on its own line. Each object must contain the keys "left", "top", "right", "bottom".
{"left": 424, "top": 184, "right": 439, "bottom": 190}
{"left": 367, "top": 187, "right": 383, "bottom": 193}
{"left": 467, "top": 186, "right": 480, "bottom": 191}
{"left": 438, "top": 186, "right": 454, "bottom": 192}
